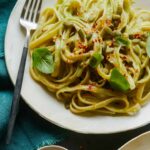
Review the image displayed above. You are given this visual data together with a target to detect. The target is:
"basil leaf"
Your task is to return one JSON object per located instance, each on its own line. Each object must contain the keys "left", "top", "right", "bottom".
{"left": 116, "top": 36, "right": 130, "bottom": 46}
{"left": 32, "top": 48, "right": 54, "bottom": 74}
{"left": 146, "top": 33, "right": 150, "bottom": 57}
{"left": 89, "top": 52, "right": 103, "bottom": 68}
{"left": 109, "top": 68, "right": 130, "bottom": 92}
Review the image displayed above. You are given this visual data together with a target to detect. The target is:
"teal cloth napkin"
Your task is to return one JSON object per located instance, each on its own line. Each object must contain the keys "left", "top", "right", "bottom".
{"left": 0, "top": 0, "right": 67, "bottom": 149}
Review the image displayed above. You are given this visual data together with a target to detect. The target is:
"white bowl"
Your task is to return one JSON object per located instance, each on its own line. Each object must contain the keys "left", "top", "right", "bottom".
{"left": 119, "top": 131, "right": 150, "bottom": 150}
{"left": 38, "top": 145, "right": 68, "bottom": 150}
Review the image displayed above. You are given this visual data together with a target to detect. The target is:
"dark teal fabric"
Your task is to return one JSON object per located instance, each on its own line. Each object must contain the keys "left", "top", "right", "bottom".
{"left": 0, "top": 0, "right": 66, "bottom": 149}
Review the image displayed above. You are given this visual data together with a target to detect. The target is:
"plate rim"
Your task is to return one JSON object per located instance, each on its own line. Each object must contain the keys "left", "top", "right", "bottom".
{"left": 4, "top": 0, "right": 150, "bottom": 134}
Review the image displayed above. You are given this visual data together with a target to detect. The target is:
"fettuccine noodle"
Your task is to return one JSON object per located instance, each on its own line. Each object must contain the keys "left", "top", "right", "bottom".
{"left": 29, "top": 0, "right": 150, "bottom": 115}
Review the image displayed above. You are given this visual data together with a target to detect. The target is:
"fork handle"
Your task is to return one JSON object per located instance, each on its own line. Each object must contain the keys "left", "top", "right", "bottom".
{"left": 6, "top": 45, "right": 28, "bottom": 144}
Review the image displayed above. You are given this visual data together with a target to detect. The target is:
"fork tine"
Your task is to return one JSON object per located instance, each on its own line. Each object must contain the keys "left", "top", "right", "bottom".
{"left": 26, "top": 0, "right": 34, "bottom": 20}
{"left": 31, "top": 0, "right": 38, "bottom": 21}
{"left": 21, "top": 0, "right": 29, "bottom": 19}
{"left": 6, "top": 0, "right": 43, "bottom": 144}
{"left": 35, "top": 0, "right": 42, "bottom": 23}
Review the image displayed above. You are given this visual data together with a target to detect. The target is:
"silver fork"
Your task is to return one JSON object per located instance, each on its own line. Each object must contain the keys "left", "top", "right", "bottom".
{"left": 6, "top": 0, "right": 42, "bottom": 144}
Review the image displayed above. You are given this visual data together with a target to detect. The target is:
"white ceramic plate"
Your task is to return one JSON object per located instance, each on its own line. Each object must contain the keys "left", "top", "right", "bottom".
{"left": 5, "top": 0, "right": 150, "bottom": 134}
{"left": 119, "top": 131, "right": 150, "bottom": 150}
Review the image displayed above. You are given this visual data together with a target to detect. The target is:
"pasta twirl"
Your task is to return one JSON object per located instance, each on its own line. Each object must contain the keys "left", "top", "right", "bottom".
{"left": 29, "top": 0, "right": 150, "bottom": 115}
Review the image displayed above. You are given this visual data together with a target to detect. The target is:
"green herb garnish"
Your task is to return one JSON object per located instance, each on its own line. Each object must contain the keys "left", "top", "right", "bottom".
{"left": 109, "top": 68, "right": 130, "bottom": 92}
{"left": 146, "top": 33, "right": 150, "bottom": 57}
{"left": 86, "top": 33, "right": 92, "bottom": 40}
{"left": 89, "top": 52, "right": 103, "bottom": 68}
{"left": 116, "top": 36, "right": 130, "bottom": 46}
{"left": 32, "top": 48, "right": 54, "bottom": 74}
{"left": 78, "top": 29, "right": 85, "bottom": 41}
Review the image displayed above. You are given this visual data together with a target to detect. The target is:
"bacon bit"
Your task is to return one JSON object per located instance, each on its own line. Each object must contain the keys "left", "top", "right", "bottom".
{"left": 93, "top": 38, "right": 103, "bottom": 43}
{"left": 88, "top": 85, "right": 93, "bottom": 91}
{"left": 122, "top": 56, "right": 127, "bottom": 60}
{"left": 98, "top": 38, "right": 102, "bottom": 43}
{"left": 111, "top": 39, "right": 115, "bottom": 47}
{"left": 106, "top": 55, "right": 110, "bottom": 60}
{"left": 78, "top": 42, "right": 87, "bottom": 49}
{"left": 133, "top": 33, "right": 142, "bottom": 39}
{"left": 106, "top": 19, "right": 112, "bottom": 26}
{"left": 84, "top": 48, "right": 90, "bottom": 53}
{"left": 93, "top": 39, "right": 99, "bottom": 43}
{"left": 92, "top": 23, "right": 97, "bottom": 29}
{"left": 125, "top": 65, "right": 129, "bottom": 69}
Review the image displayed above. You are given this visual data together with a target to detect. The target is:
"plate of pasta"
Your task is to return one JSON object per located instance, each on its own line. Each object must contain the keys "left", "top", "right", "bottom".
{"left": 5, "top": 0, "right": 150, "bottom": 134}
